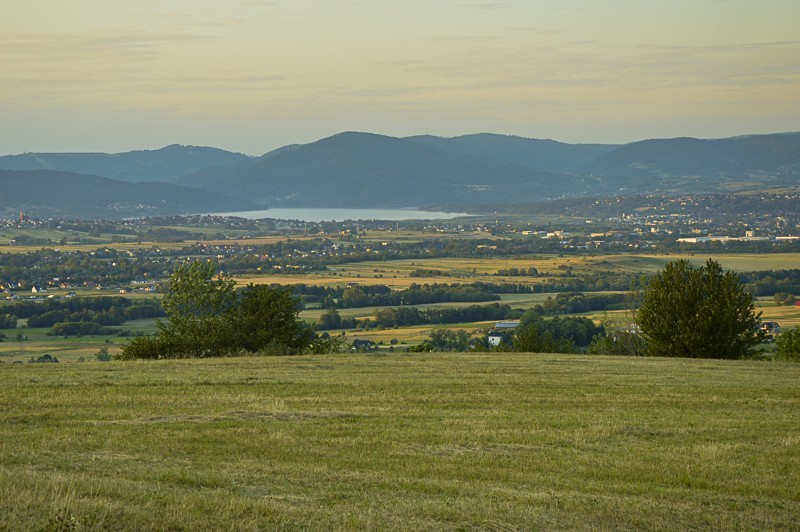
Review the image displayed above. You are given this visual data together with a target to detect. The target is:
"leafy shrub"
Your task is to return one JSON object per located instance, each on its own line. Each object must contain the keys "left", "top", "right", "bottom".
{"left": 776, "top": 328, "right": 800, "bottom": 361}
{"left": 29, "top": 354, "right": 59, "bottom": 363}
{"left": 588, "top": 331, "right": 647, "bottom": 356}
{"left": 95, "top": 347, "right": 113, "bottom": 362}
{"left": 638, "top": 259, "right": 763, "bottom": 359}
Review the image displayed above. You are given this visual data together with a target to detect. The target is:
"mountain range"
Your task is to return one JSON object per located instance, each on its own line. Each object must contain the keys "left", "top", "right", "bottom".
{"left": 0, "top": 144, "right": 250, "bottom": 183}
{"left": 1, "top": 131, "right": 798, "bottom": 217}
{"left": 0, "top": 169, "right": 257, "bottom": 218}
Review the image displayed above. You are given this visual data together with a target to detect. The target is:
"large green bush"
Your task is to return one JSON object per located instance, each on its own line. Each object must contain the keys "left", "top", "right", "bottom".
{"left": 120, "top": 261, "right": 313, "bottom": 359}
{"left": 637, "top": 259, "right": 763, "bottom": 359}
{"left": 776, "top": 327, "right": 800, "bottom": 361}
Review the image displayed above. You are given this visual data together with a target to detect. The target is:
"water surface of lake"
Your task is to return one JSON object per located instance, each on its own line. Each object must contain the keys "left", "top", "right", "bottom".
{"left": 211, "top": 208, "right": 468, "bottom": 222}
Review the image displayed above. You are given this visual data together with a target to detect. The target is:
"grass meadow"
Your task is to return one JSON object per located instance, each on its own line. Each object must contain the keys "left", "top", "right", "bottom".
{"left": 1, "top": 353, "right": 798, "bottom": 530}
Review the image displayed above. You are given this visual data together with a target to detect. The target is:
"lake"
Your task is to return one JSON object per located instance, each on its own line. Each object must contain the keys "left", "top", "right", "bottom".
{"left": 210, "top": 208, "right": 469, "bottom": 222}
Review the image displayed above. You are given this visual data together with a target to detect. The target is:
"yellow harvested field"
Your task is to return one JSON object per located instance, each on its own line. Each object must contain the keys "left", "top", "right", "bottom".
{"left": 237, "top": 253, "right": 800, "bottom": 290}
{"left": 587, "top": 253, "right": 800, "bottom": 273}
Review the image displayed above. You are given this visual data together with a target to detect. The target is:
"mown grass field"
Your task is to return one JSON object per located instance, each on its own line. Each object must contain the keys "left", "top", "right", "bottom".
{"left": 1, "top": 354, "right": 798, "bottom": 530}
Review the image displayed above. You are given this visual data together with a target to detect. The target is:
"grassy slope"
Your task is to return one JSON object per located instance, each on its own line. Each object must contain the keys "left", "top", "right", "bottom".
{"left": 1, "top": 354, "right": 798, "bottom": 530}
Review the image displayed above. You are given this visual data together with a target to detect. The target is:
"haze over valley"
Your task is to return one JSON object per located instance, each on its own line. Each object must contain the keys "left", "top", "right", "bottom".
{"left": 2, "top": 131, "right": 798, "bottom": 217}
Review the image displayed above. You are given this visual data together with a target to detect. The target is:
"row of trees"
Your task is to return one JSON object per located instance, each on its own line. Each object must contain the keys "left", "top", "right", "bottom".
{"left": 525, "top": 292, "right": 636, "bottom": 316}
{"left": 2, "top": 296, "right": 164, "bottom": 320}
{"left": 736, "top": 269, "right": 800, "bottom": 296}
{"left": 307, "top": 283, "right": 499, "bottom": 309}
{"left": 494, "top": 267, "right": 539, "bottom": 277}
{"left": 314, "top": 304, "right": 514, "bottom": 331}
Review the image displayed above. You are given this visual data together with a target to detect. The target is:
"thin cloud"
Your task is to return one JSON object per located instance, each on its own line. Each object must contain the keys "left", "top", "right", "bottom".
{"left": 176, "top": 18, "right": 244, "bottom": 28}
{"left": 421, "top": 35, "right": 500, "bottom": 43}
{"left": 460, "top": 2, "right": 511, "bottom": 9}
{"left": 508, "top": 27, "right": 562, "bottom": 36}
{"left": 0, "top": 30, "right": 211, "bottom": 60}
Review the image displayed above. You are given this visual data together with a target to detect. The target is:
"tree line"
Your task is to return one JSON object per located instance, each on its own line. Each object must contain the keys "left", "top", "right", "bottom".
{"left": 0, "top": 297, "right": 164, "bottom": 337}
{"left": 315, "top": 303, "right": 513, "bottom": 331}
{"left": 293, "top": 282, "right": 500, "bottom": 309}
{"left": 5, "top": 296, "right": 164, "bottom": 322}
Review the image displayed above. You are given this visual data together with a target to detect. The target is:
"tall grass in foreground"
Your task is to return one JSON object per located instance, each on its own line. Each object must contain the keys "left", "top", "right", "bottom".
{"left": 1, "top": 354, "right": 799, "bottom": 530}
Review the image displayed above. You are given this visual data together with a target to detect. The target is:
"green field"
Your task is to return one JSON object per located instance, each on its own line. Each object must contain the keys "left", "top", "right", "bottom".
{"left": 1, "top": 354, "right": 798, "bottom": 530}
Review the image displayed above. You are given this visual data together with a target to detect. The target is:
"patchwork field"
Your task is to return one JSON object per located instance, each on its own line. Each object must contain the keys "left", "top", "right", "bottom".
{"left": 0, "top": 321, "right": 152, "bottom": 364}
{"left": 1, "top": 354, "right": 798, "bottom": 530}
{"left": 237, "top": 252, "right": 800, "bottom": 289}
{"left": 1, "top": 296, "right": 795, "bottom": 364}
{"left": 2, "top": 249, "right": 798, "bottom": 360}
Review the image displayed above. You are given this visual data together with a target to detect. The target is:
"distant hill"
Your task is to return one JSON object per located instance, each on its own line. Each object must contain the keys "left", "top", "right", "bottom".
{"left": 405, "top": 133, "right": 617, "bottom": 173}
{"left": 0, "top": 145, "right": 251, "bottom": 183}
{"left": 174, "top": 132, "right": 579, "bottom": 207}
{"left": 2, "top": 131, "right": 798, "bottom": 214}
{"left": 173, "top": 131, "right": 800, "bottom": 208}
{"left": 0, "top": 169, "right": 256, "bottom": 218}
{"left": 584, "top": 132, "right": 800, "bottom": 192}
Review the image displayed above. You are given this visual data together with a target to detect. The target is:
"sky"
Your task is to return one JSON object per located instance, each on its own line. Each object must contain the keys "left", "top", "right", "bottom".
{"left": 2, "top": 0, "right": 799, "bottom": 155}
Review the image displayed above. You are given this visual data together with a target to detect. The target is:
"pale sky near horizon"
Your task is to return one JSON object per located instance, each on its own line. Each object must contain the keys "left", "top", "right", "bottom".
{"left": 2, "top": 0, "right": 799, "bottom": 155}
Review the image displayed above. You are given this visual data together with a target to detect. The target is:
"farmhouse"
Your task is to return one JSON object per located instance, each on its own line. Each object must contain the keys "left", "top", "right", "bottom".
{"left": 351, "top": 339, "right": 377, "bottom": 352}
{"left": 488, "top": 320, "right": 520, "bottom": 346}
{"left": 487, "top": 330, "right": 506, "bottom": 346}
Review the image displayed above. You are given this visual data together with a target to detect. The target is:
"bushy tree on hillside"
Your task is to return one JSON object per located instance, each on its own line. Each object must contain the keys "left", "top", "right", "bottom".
{"left": 228, "top": 283, "right": 313, "bottom": 353}
{"left": 637, "top": 259, "right": 763, "bottom": 359}
{"left": 159, "top": 261, "right": 238, "bottom": 355}
{"left": 120, "top": 261, "right": 314, "bottom": 359}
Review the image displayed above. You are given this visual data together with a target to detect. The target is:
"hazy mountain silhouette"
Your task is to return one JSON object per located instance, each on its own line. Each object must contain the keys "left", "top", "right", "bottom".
{"left": 2, "top": 132, "right": 798, "bottom": 212}
{"left": 174, "top": 131, "right": 800, "bottom": 206}
{"left": 405, "top": 133, "right": 617, "bottom": 173}
{"left": 0, "top": 169, "right": 256, "bottom": 217}
{"left": 174, "top": 132, "right": 578, "bottom": 207}
{"left": 0, "top": 145, "right": 250, "bottom": 183}
{"left": 584, "top": 132, "right": 800, "bottom": 192}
